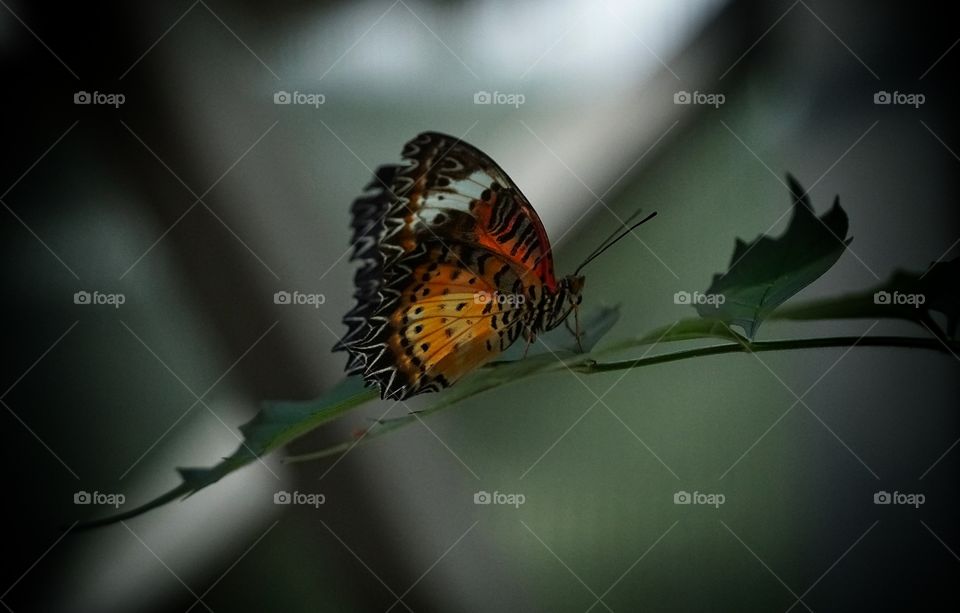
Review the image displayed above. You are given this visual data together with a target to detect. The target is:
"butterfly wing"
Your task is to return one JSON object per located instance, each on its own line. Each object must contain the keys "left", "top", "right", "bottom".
{"left": 351, "top": 241, "right": 530, "bottom": 398}
{"left": 335, "top": 164, "right": 401, "bottom": 371}
{"left": 337, "top": 132, "right": 558, "bottom": 398}
{"left": 393, "top": 131, "right": 558, "bottom": 288}
{"left": 358, "top": 132, "right": 558, "bottom": 286}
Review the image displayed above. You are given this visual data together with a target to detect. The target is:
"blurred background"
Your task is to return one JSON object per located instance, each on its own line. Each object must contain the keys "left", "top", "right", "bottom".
{"left": 2, "top": 0, "right": 958, "bottom": 611}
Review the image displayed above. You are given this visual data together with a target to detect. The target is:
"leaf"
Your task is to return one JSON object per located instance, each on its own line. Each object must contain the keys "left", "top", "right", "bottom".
{"left": 79, "top": 307, "right": 621, "bottom": 528}
{"left": 773, "top": 257, "right": 959, "bottom": 338}
{"left": 76, "top": 377, "right": 376, "bottom": 529}
{"left": 696, "top": 175, "right": 851, "bottom": 338}
{"left": 605, "top": 317, "right": 746, "bottom": 354}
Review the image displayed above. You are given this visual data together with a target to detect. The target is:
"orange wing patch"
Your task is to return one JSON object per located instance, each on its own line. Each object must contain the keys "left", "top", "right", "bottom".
{"left": 352, "top": 242, "right": 530, "bottom": 398}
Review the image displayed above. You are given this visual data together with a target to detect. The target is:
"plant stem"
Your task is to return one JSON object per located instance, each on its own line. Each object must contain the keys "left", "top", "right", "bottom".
{"left": 578, "top": 335, "right": 957, "bottom": 373}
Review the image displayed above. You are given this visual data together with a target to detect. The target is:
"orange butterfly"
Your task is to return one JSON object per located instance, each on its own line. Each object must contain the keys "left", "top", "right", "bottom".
{"left": 335, "top": 132, "right": 655, "bottom": 399}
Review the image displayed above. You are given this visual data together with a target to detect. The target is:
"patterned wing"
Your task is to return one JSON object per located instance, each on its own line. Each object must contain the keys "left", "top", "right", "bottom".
{"left": 337, "top": 132, "right": 557, "bottom": 397}
{"left": 351, "top": 242, "right": 530, "bottom": 399}
{"left": 335, "top": 164, "right": 400, "bottom": 371}
{"left": 379, "top": 131, "right": 557, "bottom": 286}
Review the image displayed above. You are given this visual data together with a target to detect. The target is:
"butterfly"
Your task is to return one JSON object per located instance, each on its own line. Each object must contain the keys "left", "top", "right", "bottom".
{"left": 335, "top": 131, "right": 655, "bottom": 400}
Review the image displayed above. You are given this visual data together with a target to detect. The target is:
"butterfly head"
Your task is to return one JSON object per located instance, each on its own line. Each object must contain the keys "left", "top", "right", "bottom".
{"left": 542, "top": 273, "right": 583, "bottom": 328}
{"left": 562, "top": 274, "right": 586, "bottom": 306}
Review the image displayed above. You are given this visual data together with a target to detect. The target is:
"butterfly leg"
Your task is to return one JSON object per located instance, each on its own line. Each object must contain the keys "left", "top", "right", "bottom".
{"left": 573, "top": 306, "right": 584, "bottom": 352}
{"left": 564, "top": 307, "right": 585, "bottom": 352}
{"left": 522, "top": 327, "right": 536, "bottom": 358}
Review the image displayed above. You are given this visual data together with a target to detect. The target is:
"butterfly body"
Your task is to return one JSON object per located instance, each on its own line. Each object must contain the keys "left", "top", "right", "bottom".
{"left": 336, "top": 132, "right": 593, "bottom": 399}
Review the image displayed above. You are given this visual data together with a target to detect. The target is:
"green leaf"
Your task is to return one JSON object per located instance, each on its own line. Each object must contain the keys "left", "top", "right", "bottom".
{"left": 773, "top": 257, "right": 959, "bottom": 338}
{"left": 77, "top": 377, "right": 376, "bottom": 529}
{"left": 605, "top": 317, "right": 746, "bottom": 353}
{"left": 78, "top": 307, "right": 621, "bottom": 528}
{"left": 696, "top": 175, "right": 851, "bottom": 338}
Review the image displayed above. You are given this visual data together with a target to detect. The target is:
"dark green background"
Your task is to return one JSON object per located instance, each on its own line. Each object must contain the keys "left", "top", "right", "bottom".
{"left": 2, "top": 0, "right": 957, "bottom": 611}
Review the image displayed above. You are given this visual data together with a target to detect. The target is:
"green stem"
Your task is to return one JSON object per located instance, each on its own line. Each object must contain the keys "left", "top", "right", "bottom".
{"left": 579, "top": 335, "right": 956, "bottom": 373}
{"left": 284, "top": 334, "right": 956, "bottom": 465}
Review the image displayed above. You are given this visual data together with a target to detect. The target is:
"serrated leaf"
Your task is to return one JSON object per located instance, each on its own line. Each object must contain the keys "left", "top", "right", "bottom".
{"left": 77, "top": 377, "right": 376, "bottom": 529}
{"left": 697, "top": 175, "right": 851, "bottom": 338}
{"left": 773, "top": 257, "right": 959, "bottom": 337}
{"left": 78, "top": 307, "right": 620, "bottom": 528}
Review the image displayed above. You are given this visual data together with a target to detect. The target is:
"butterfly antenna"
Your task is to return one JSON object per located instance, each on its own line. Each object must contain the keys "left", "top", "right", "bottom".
{"left": 574, "top": 211, "right": 657, "bottom": 275}
{"left": 580, "top": 207, "right": 648, "bottom": 264}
